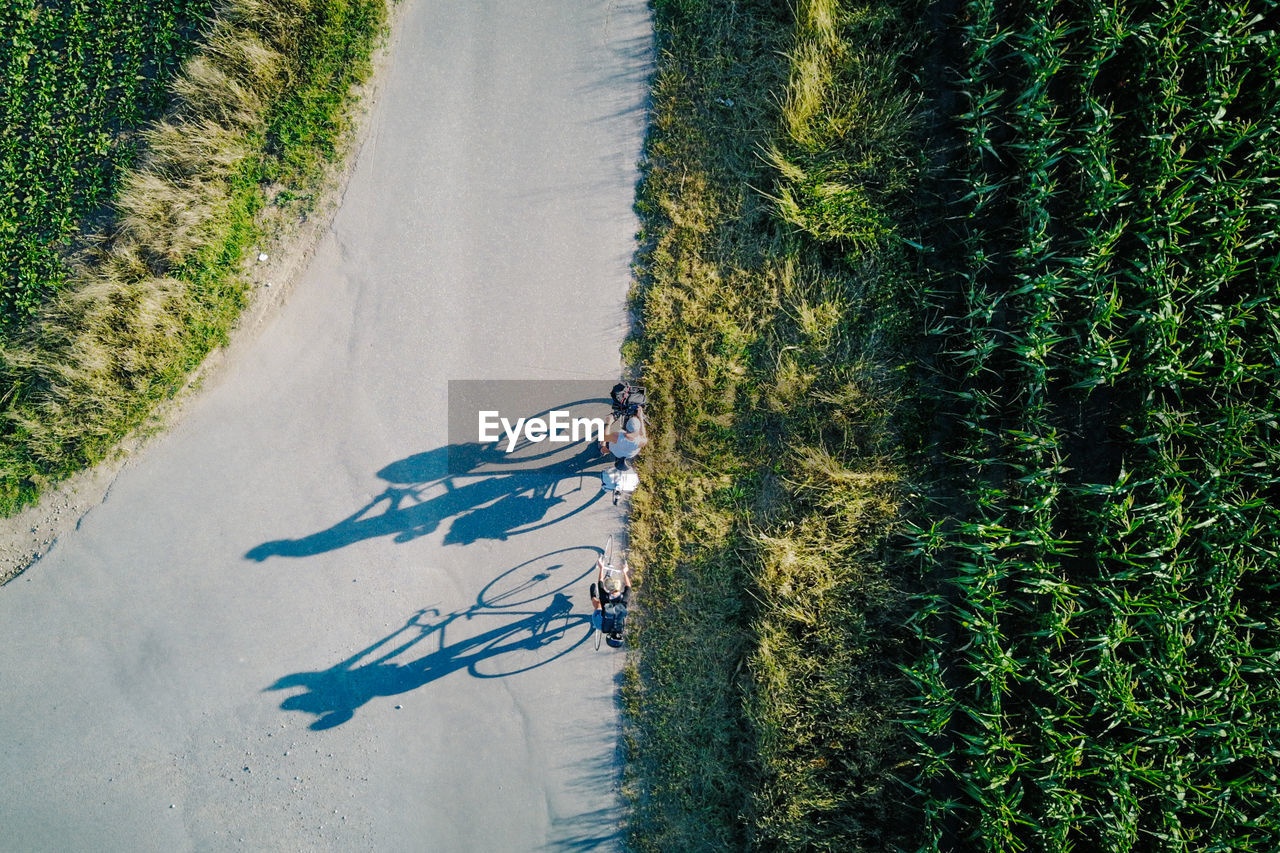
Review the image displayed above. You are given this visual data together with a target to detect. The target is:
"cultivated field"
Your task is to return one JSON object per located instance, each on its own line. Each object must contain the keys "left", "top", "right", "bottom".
{"left": 904, "top": 0, "right": 1280, "bottom": 847}
{"left": 0, "top": 0, "right": 214, "bottom": 324}
{"left": 624, "top": 0, "right": 1279, "bottom": 849}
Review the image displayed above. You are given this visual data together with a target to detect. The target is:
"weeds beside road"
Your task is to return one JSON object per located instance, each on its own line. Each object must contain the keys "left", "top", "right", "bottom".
{"left": 622, "top": 0, "right": 924, "bottom": 848}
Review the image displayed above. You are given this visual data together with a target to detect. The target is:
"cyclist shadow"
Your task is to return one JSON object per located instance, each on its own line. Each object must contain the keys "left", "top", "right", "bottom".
{"left": 246, "top": 439, "right": 607, "bottom": 561}
{"left": 267, "top": 547, "right": 601, "bottom": 730}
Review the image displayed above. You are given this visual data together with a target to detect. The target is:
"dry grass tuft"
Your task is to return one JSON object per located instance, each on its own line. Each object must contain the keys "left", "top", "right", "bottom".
{"left": 623, "top": 0, "right": 926, "bottom": 849}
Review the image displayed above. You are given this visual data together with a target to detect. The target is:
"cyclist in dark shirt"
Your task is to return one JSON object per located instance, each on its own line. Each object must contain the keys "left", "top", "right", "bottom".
{"left": 590, "top": 555, "right": 631, "bottom": 642}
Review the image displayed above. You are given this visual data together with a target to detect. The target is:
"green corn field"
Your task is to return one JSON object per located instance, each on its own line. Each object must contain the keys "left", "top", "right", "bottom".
{"left": 902, "top": 0, "right": 1280, "bottom": 848}
{"left": 0, "top": 0, "right": 215, "bottom": 326}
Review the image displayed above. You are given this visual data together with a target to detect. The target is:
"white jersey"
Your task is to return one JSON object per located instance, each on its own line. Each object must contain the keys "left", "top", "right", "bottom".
{"left": 608, "top": 416, "right": 644, "bottom": 459}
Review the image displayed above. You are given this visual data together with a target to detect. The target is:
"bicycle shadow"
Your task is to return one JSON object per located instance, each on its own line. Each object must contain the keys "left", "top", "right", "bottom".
{"left": 245, "top": 437, "right": 607, "bottom": 561}
{"left": 267, "top": 547, "right": 600, "bottom": 730}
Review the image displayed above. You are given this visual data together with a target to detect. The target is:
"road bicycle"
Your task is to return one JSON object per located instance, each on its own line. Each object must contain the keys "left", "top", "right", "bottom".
{"left": 591, "top": 534, "right": 627, "bottom": 650}
{"left": 602, "top": 383, "right": 646, "bottom": 505}
{"left": 610, "top": 383, "right": 645, "bottom": 420}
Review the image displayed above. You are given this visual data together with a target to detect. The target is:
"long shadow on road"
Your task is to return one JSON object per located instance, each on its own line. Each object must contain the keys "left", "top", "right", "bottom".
{"left": 246, "top": 439, "right": 608, "bottom": 560}
{"left": 267, "top": 546, "right": 601, "bottom": 730}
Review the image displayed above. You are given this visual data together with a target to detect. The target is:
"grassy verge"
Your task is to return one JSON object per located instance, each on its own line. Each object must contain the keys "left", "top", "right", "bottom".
{"left": 0, "top": 0, "right": 386, "bottom": 514}
{"left": 622, "top": 0, "right": 927, "bottom": 848}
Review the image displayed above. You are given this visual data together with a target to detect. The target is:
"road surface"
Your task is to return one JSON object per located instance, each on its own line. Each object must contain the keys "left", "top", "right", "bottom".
{"left": 0, "top": 0, "right": 651, "bottom": 849}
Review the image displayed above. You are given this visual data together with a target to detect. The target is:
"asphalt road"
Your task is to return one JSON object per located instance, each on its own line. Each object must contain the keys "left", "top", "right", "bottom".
{"left": 0, "top": 0, "right": 652, "bottom": 849}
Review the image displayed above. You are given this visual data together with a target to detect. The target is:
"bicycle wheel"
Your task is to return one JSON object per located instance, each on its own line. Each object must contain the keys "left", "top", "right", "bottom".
{"left": 594, "top": 534, "right": 613, "bottom": 650}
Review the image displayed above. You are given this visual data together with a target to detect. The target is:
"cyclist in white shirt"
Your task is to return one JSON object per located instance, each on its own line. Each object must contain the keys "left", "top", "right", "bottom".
{"left": 600, "top": 410, "right": 646, "bottom": 460}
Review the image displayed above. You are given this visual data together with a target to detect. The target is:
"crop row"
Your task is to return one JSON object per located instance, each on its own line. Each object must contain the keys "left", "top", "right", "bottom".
{"left": 902, "top": 0, "right": 1280, "bottom": 848}
{"left": 0, "top": 0, "right": 213, "bottom": 325}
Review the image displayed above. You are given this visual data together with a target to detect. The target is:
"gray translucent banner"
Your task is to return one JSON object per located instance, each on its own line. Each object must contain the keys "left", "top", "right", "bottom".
{"left": 447, "top": 380, "right": 622, "bottom": 476}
